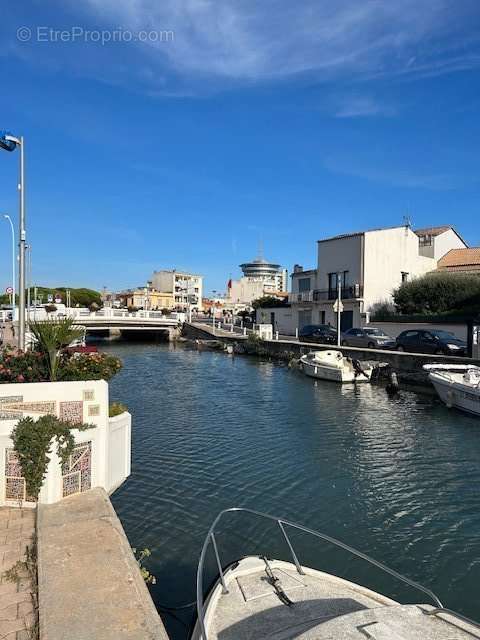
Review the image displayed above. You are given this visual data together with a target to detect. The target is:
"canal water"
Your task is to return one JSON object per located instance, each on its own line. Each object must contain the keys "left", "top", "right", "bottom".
{"left": 106, "top": 342, "right": 480, "bottom": 639}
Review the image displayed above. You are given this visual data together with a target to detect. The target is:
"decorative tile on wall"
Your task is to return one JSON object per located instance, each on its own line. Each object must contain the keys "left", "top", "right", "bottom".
{"left": 4, "top": 448, "right": 35, "bottom": 502}
{"left": 88, "top": 404, "right": 100, "bottom": 417}
{"left": 83, "top": 389, "right": 95, "bottom": 401}
{"left": 0, "top": 397, "right": 56, "bottom": 420}
{"left": 0, "top": 395, "right": 23, "bottom": 420}
{"left": 59, "top": 401, "right": 84, "bottom": 425}
{"left": 62, "top": 442, "right": 92, "bottom": 497}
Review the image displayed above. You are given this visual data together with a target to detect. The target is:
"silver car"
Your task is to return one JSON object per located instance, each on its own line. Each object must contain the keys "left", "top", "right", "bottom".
{"left": 341, "top": 327, "right": 396, "bottom": 349}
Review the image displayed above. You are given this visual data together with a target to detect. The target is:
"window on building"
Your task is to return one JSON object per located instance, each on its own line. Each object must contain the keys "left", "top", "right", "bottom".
{"left": 328, "top": 272, "right": 337, "bottom": 292}
{"left": 298, "top": 277, "right": 311, "bottom": 292}
{"left": 342, "top": 271, "right": 349, "bottom": 288}
{"left": 401, "top": 272, "right": 409, "bottom": 283}
{"left": 320, "top": 310, "right": 325, "bottom": 324}
{"left": 419, "top": 235, "right": 432, "bottom": 246}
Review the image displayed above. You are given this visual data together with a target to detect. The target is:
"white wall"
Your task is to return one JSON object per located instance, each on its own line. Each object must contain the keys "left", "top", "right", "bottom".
{"left": 366, "top": 321, "right": 468, "bottom": 341}
{"left": 256, "top": 307, "right": 296, "bottom": 335}
{"left": 433, "top": 229, "right": 467, "bottom": 261}
{"left": 0, "top": 380, "right": 131, "bottom": 506}
{"left": 317, "top": 235, "right": 363, "bottom": 291}
{"left": 363, "top": 227, "right": 435, "bottom": 310}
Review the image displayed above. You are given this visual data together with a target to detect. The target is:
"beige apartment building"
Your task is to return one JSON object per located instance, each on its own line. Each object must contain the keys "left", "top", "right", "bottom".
{"left": 151, "top": 269, "right": 203, "bottom": 311}
{"left": 124, "top": 288, "right": 174, "bottom": 310}
{"left": 290, "top": 224, "right": 467, "bottom": 331}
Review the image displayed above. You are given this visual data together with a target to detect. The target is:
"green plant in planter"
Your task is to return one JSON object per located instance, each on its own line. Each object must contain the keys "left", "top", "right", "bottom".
{"left": 29, "top": 318, "right": 85, "bottom": 381}
{"left": 11, "top": 414, "right": 93, "bottom": 500}
{"left": 109, "top": 402, "right": 128, "bottom": 417}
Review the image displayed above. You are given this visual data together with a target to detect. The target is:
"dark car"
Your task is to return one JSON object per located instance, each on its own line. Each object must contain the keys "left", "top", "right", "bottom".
{"left": 299, "top": 324, "right": 338, "bottom": 345}
{"left": 395, "top": 329, "right": 467, "bottom": 356}
{"left": 341, "top": 327, "right": 396, "bottom": 350}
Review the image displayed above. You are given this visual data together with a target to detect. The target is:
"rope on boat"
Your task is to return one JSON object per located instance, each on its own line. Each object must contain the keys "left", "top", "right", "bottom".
{"left": 263, "top": 557, "right": 294, "bottom": 607}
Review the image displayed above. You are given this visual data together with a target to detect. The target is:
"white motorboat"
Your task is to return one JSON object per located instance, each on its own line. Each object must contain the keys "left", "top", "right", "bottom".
{"left": 424, "top": 364, "right": 480, "bottom": 417}
{"left": 300, "top": 349, "right": 373, "bottom": 383}
{"left": 192, "top": 508, "right": 480, "bottom": 640}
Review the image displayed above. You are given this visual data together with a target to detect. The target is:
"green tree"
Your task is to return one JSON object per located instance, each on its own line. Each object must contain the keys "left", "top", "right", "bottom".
{"left": 393, "top": 273, "right": 480, "bottom": 315}
{"left": 251, "top": 296, "right": 286, "bottom": 309}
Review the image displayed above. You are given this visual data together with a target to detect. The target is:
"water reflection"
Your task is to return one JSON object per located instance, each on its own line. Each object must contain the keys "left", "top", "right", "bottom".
{"left": 106, "top": 343, "right": 480, "bottom": 639}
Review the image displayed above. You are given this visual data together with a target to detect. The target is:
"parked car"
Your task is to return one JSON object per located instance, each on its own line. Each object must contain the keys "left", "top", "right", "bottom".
{"left": 395, "top": 329, "right": 467, "bottom": 356}
{"left": 299, "top": 324, "right": 338, "bottom": 344}
{"left": 341, "top": 327, "right": 396, "bottom": 349}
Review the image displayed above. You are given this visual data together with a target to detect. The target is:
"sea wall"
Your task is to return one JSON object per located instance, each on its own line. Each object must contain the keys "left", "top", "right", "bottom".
{"left": 38, "top": 488, "right": 169, "bottom": 640}
{"left": 183, "top": 322, "right": 479, "bottom": 387}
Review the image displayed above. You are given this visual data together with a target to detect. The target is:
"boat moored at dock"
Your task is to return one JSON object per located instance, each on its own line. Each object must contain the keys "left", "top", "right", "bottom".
{"left": 300, "top": 349, "right": 375, "bottom": 383}
{"left": 424, "top": 364, "right": 480, "bottom": 417}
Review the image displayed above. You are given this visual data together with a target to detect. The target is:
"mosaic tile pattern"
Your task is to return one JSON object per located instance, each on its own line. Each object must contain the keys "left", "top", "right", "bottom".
{"left": 83, "top": 389, "right": 95, "bottom": 401}
{"left": 62, "top": 442, "right": 92, "bottom": 497}
{"left": 88, "top": 404, "right": 100, "bottom": 417}
{"left": 0, "top": 397, "right": 56, "bottom": 420}
{"left": 0, "top": 395, "right": 23, "bottom": 420}
{"left": 4, "top": 449, "right": 35, "bottom": 502}
{"left": 59, "top": 401, "right": 84, "bottom": 425}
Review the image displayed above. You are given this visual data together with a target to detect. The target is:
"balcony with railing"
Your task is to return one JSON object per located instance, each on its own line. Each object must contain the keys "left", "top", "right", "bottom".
{"left": 313, "top": 284, "right": 363, "bottom": 301}
{"left": 290, "top": 291, "right": 314, "bottom": 303}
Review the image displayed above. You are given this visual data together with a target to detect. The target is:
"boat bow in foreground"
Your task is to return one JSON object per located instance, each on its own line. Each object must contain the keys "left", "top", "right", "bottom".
{"left": 192, "top": 508, "right": 480, "bottom": 639}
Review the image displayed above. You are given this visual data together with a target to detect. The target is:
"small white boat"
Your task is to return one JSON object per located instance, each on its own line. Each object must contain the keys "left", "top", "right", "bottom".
{"left": 192, "top": 508, "right": 480, "bottom": 639}
{"left": 424, "top": 364, "right": 480, "bottom": 417}
{"left": 300, "top": 349, "right": 373, "bottom": 383}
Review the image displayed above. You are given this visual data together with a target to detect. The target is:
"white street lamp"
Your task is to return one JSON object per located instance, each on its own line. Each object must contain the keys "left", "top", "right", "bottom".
{"left": 1, "top": 133, "right": 26, "bottom": 350}
{"left": 3, "top": 214, "right": 15, "bottom": 316}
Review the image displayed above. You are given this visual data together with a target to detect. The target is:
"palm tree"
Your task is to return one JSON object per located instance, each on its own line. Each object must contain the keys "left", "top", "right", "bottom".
{"left": 29, "top": 318, "right": 85, "bottom": 381}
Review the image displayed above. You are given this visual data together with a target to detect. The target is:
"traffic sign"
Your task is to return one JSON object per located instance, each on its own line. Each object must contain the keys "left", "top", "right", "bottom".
{"left": 333, "top": 300, "right": 344, "bottom": 313}
{"left": 5, "top": 286, "right": 13, "bottom": 294}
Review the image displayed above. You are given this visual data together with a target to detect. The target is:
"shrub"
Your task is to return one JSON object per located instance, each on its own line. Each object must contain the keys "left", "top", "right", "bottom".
{"left": 161, "top": 308, "right": 171, "bottom": 315}
{"left": 393, "top": 273, "right": 480, "bottom": 315}
{"left": 370, "top": 300, "right": 396, "bottom": 321}
{"left": 58, "top": 352, "right": 122, "bottom": 381}
{"left": 11, "top": 414, "right": 93, "bottom": 500}
{"left": 29, "top": 318, "right": 85, "bottom": 381}
{"left": 127, "top": 305, "right": 138, "bottom": 313}
{"left": 109, "top": 402, "right": 128, "bottom": 417}
{"left": 0, "top": 348, "right": 49, "bottom": 383}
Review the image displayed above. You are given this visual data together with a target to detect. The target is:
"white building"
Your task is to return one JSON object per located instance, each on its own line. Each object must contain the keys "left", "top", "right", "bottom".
{"left": 151, "top": 269, "right": 203, "bottom": 311}
{"left": 290, "top": 224, "right": 467, "bottom": 331}
{"left": 227, "top": 256, "right": 288, "bottom": 307}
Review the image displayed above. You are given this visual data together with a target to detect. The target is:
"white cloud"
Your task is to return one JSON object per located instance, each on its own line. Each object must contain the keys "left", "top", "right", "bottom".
{"left": 80, "top": 0, "right": 480, "bottom": 83}
{"left": 334, "top": 96, "right": 395, "bottom": 118}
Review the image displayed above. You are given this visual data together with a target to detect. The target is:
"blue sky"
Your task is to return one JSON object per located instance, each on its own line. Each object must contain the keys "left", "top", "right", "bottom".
{"left": 1, "top": 1, "right": 480, "bottom": 295}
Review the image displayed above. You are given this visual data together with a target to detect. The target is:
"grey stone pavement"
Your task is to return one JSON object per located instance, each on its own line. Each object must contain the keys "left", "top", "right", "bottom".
{"left": 0, "top": 507, "right": 36, "bottom": 640}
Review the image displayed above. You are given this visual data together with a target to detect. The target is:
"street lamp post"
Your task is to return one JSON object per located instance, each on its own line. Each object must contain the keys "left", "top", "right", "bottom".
{"left": 3, "top": 215, "right": 15, "bottom": 315}
{"left": 1, "top": 133, "right": 26, "bottom": 350}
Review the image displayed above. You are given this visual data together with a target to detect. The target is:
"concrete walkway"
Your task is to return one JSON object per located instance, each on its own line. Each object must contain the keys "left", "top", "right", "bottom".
{"left": 0, "top": 507, "right": 36, "bottom": 640}
{"left": 38, "top": 488, "right": 169, "bottom": 640}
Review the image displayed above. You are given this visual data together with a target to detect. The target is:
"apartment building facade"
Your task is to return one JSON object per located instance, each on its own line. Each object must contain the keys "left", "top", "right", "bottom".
{"left": 290, "top": 225, "right": 466, "bottom": 331}
{"left": 151, "top": 269, "right": 203, "bottom": 311}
